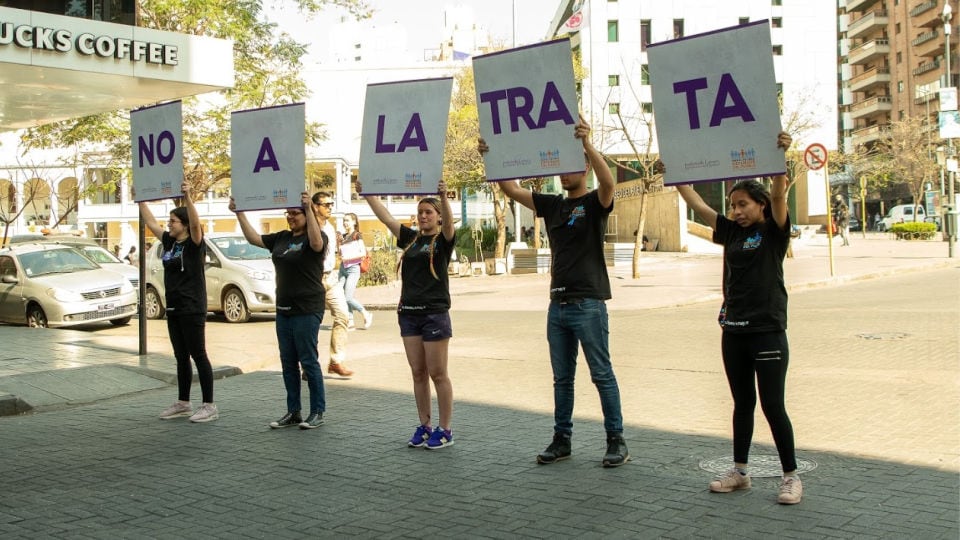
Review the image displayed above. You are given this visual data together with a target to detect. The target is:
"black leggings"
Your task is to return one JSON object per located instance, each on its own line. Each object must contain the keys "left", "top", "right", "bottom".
{"left": 721, "top": 330, "right": 796, "bottom": 472}
{"left": 167, "top": 313, "right": 214, "bottom": 403}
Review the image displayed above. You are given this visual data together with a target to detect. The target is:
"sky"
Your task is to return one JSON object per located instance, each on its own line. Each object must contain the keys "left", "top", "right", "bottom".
{"left": 265, "top": 0, "right": 558, "bottom": 63}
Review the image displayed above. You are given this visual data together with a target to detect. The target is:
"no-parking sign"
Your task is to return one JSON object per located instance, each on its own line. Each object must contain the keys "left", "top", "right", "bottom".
{"left": 804, "top": 143, "right": 827, "bottom": 170}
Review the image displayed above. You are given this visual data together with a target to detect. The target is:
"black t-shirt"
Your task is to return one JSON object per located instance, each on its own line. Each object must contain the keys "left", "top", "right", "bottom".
{"left": 713, "top": 214, "right": 791, "bottom": 333}
{"left": 261, "top": 230, "right": 326, "bottom": 315}
{"left": 160, "top": 231, "right": 207, "bottom": 316}
{"left": 533, "top": 190, "right": 613, "bottom": 301}
{"left": 397, "top": 225, "right": 454, "bottom": 314}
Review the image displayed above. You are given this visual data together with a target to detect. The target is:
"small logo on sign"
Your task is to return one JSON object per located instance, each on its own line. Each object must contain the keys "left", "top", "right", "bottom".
{"left": 540, "top": 149, "right": 560, "bottom": 168}
{"left": 730, "top": 147, "right": 757, "bottom": 170}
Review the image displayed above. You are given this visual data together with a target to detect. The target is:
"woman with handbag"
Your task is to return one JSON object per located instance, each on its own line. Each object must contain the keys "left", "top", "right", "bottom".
{"left": 338, "top": 212, "right": 373, "bottom": 329}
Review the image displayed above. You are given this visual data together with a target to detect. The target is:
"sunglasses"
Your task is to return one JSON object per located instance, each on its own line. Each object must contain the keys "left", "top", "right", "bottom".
{"left": 314, "top": 202, "right": 334, "bottom": 208}
{"left": 284, "top": 210, "right": 304, "bottom": 217}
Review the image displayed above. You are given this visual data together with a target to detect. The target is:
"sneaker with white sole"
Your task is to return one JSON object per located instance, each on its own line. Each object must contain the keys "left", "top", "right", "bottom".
{"left": 159, "top": 401, "right": 192, "bottom": 420}
{"left": 299, "top": 412, "right": 324, "bottom": 429}
{"left": 362, "top": 311, "right": 373, "bottom": 329}
{"left": 425, "top": 427, "right": 454, "bottom": 449}
{"left": 709, "top": 468, "right": 751, "bottom": 493}
{"left": 189, "top": 403, "right": 219, "bottom": 423}
{"left": 269, "top": 411, "right": 302, "bottom": 429}
{"left": 408, "top": 424, "right": 433, "bottom": 448}
{"left": 777, "top": 476, "right": 803, "bottom": 505}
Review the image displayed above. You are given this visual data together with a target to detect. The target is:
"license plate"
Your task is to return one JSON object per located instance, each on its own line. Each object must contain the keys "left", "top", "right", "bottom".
{"left": 98, "top": 303, "right": 115, "bottom": 311}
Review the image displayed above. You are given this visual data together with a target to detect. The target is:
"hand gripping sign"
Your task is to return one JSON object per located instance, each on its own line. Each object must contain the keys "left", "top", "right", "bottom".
{"left": 358, "top": 77, "right": 454, "bottom": 196}
{"left": 648, "top": 21, "right": 784, "bottom": 185}
{"left": 131, "top": 100, "right": 183, "bottom": 202}
{"left": 230, "top": 103, "right": 306, "bottom": 212}
{"left": 473, "top": 38, "right": 583, "bottom": 182}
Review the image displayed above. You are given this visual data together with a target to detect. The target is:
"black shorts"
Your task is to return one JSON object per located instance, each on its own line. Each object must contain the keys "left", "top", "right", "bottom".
{"left": 398, "top": 312, "right": 452, "bottom": 341}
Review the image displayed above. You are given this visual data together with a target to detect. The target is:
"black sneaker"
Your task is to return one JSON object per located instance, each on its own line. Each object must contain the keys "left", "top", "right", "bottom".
{"left": 269, "top": 411, "right": 302, "bottom": 429}
{"left": 537, "top": 433, "right": 572, "bottom": 464}
{"left": 299, "top": 412, "right": 324, "bottom": 429}
{"left": 602, "top": 434, "right": 630, "bottom": 468}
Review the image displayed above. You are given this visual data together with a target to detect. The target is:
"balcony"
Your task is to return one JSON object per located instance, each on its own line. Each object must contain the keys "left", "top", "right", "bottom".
{"left": 849, "top": 67, "right": 891, "bottom": 93}
{"left": 845, "top": 0, "right": 881, "bottom": 14}
{"left": 847, "top": 38, "right": 890, "bottom": 65}
{"left": 913, "top": 29, "right": 943, "bottom": 57}
{"left": 851, "top": 124, "right": 884, "bottom": 145}
{"left": 910, "top": 0, "right": 937, "bottom": 17}
{"left": 913, "top": 59, "right": 942, "bottom": 76}
{"left": 849, "top": 96, "right": 892, "bottom": 120}
{"left": 848, "top": 10, "right": 889, "bottom": 40}
{"left": 914, "top": 90, "right": 940, "bottom": 106}
{"left": 912, "top": 0, "right": 943, "bottom": 28}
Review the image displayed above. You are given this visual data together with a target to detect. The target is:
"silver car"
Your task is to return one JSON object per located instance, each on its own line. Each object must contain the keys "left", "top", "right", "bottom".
{"left": 0, "top": 243, "right": 138, "bottom": 328}
{"left": 144, "top": 233, "right": 275, "bottom": 323}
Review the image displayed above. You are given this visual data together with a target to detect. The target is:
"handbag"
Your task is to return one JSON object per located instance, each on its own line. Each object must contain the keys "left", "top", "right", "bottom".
{"left": 359, "top": 253, "right": 371, "bottom": 274}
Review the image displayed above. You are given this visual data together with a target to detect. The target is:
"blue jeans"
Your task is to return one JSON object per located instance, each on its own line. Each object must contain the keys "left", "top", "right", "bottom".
{"left": 337, "top": 264, "right": 365, "bottom": 317}
{"left": 275, "top": 312, "right": 324, "bottom": 414}
{"left": 547, "top": 299, "right": 623, "bottom": 435}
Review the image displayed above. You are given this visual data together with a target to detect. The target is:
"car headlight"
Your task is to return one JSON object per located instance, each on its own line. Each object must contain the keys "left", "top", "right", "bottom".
{"left": 247, "top": 269, "right": 274, "bottom": 281}
{"left": 47, "top": 287, "right": 83, "bottom": 302}
{"left": 120, "top": 281, "right": 134, "bottom": 294}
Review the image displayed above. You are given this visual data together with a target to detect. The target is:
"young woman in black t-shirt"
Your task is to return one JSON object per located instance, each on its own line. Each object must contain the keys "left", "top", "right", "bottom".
{"left": 360, "top": 180, "right": 457, "bottom": 450}
{"left": 140, "top": 184, "right": 218, "bottom": 423}
{"left": 676, "top": 131, "right": 802, "bottom": 505}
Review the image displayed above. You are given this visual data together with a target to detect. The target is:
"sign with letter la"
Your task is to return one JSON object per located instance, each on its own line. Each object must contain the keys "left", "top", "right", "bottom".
{"left": 131, "top": 100, "right": 183, "bottom": 202}
{"left": 648, "top": 21, "right": 784, "bottom": 185}
{"left": 230, "top": 103, "right": 305, "bottom": 212}
{"left": 358, "top": 77, "right": 454, "bottom": 196}
{"left": 473, "top": 38, "right": 582, "bottom": 182}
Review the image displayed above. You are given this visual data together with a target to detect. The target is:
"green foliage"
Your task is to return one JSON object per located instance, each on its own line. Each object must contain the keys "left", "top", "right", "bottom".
{"left": 357, "top": 248, "right": 396, "bottom": 286}
{"left": 454, "top": 225, "right": 496, "bottom": 261}
{"left": 890, "top": 222, "right": 937, "bottom": 240}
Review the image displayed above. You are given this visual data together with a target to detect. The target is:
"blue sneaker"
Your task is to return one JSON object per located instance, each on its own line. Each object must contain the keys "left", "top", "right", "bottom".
{"left": 426, "top": 427, "right": 454, "bottom": 449}
{"left": 408, "top": 424, "right": 432, "bottom": 448}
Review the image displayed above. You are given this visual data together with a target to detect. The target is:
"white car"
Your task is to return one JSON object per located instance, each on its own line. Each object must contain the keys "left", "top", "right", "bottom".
{"left": 0, "top": 243, "right": 138, "bottom": 328}
{"left": 144, "top": 233, "right": 275, "bottom": 323}
{"left": 877, "top": 204, "right": 926, "bottom": 232}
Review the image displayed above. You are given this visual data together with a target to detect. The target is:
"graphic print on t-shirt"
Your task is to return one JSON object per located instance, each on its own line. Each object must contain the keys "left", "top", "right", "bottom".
{"left": 280, "top": 240, "right": 305, "bottom": 257}
{"left": 162, "top": 242, "right": 184, "bottom": 270}
{"left": 742, "top": 231, "right": 762, "bottom": 251}
{"left": 567, "top": 204, "right": 585, "bottom": 226}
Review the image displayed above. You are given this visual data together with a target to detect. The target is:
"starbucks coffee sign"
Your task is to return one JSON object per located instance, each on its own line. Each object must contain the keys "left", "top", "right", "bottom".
{"left": 0, "top": 21, "right": 178, "bottom": 65}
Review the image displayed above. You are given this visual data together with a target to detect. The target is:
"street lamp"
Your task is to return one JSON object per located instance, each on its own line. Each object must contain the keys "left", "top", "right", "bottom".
{"left": 943, "top": 2, "right": 957, "bottom": 257}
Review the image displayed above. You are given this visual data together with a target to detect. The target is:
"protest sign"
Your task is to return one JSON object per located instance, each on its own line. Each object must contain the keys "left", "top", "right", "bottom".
{"left": 230, "top": 103, "right": 305, "bottom": 211}
{"left": 130, "top": 100, "right": 183, "bottom": 202}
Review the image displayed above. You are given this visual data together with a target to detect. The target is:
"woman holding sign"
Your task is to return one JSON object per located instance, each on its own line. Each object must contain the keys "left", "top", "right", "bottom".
{"left": 338, "top": 212, "right": 373, "bottom": 329}
{"left": 359, "top": 180, "right": 457, "bottom": 450}
{"left": 675, "top": 131, "right": 803, "bottom": 505}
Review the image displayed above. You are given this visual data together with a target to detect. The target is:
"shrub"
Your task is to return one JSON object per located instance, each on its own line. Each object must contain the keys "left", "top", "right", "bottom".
{"left": 890, "top": 222, "right": 937, "bottom": 240}
{"left": 358, "top": 248, "right": 397, "bottom": 286}
{"left": 455, "top": 225, "right": 497, "bottom": 262}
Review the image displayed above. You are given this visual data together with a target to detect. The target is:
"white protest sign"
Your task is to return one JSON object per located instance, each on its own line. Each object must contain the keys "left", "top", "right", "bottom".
{"left": 230, "top": 103, "right": 305, "bottom": 211}
{"left": 648, "top": 21, "right": 784, "bottom": 185}
{"left": 358, "top": 77, "right": 454, "bottom": 195}
{"left": 473, "top": 38, "right": 582, "bottom": 182}
{"left": 130, "top": 101, "right": 183, "bottom": 202}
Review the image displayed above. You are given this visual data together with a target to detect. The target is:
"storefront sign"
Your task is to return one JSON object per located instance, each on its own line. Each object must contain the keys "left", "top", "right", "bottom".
{"left": 0, "top": 21, "right": 178, "bottom": 65}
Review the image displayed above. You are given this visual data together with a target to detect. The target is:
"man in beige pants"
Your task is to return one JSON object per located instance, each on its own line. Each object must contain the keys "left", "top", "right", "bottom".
{"left": 312, "top": 191, "right": 354, "bottom": 378}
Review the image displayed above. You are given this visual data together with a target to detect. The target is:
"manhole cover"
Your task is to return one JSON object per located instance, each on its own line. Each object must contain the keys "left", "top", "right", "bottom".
{"left": 699, "top": 455, "right": 818, "bottom": 478}
{"left": 856, "top": 332, "right": 910, "bottom": 341}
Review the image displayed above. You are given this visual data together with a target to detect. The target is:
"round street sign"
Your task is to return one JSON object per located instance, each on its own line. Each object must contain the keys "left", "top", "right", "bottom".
{"left": 804, "top": 143, "right": 827, "bottom": 170}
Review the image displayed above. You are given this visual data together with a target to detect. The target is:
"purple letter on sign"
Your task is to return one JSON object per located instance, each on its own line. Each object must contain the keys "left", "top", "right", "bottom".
{"left": 506, "top": 87, "right": 537, "bottom": 133}
{"left": 253, "top": 138, "right": 280, "bottom": 173}
{"left": 397, "top": 113, "right": 428, "bottom": 152}
{"left": 479, "top": 89, "right": 507, "bottom": 134}
{"left": 673, "top": 77, "right": 709, "bottom": 130}
{"left": 375, "top": 115, "right": 395, "bottom": 153}
{"left": 536, "top": 82, "right": 575, "bottom": 129}
{"left": 137, "top": 131, "right": 176, "bottom": 168}
{"left": 709, "top": 73, "right": 755, "bottom": 127}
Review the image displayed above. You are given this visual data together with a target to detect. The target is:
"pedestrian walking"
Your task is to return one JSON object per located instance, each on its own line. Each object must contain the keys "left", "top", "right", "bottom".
{"left": 360, "top": 180, "right": 457, "bottom": 450}
{"left": 311, "top": 192, "right": 355, "bottom": 377}
{"left": 124, "top": 245, "right": 139, "bottom": 267}
{"left": 478, "top": 115, "right": 630, "bottom": 468}
{"left": 230, "top": 192, "right": 327, "bottom": 430}
{"left": 675, "top": 131, "right": 803, "bottom": 505}
{"left": 337, "top": 212, "right": 373, "bottom": 329}
{"left": 833, "top": 195, "right": 851, "bottom": 246}
{"left": 139, "top": 183, "right": 218, "bottom": 423}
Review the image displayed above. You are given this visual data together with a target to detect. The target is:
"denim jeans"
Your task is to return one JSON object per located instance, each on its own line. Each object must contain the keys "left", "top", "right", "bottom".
{"left": 546, "top": 298, "right": 623, "bottom": 435}
{"left": 337, "top": 264, "right": 366, "bottom": 317}
{"left": 275, "top": 312, "right": 324, "bottom": 414}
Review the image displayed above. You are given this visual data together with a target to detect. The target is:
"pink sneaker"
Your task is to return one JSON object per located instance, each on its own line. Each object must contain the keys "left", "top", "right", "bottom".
{"left": 709, "top": 468, "right": 751, "bottom": 493}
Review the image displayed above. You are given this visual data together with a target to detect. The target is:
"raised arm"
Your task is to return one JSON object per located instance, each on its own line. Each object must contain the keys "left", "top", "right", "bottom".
{"left": 139, "top": 201, "right": 164, "bottom": 239}
{"left": 302, "top": 192, "right": 325, "bottom": 253}
{"left": 359, "top": 180, "right": 402, "bottom": 238}
{"left": 228, "top": 197, "right": 266, "bottom": 249}
{"left": 676, "top": 184, "right": 719, "bottom": 230}
{"left": 477, "top": 137, "right": 535, "bottom": 211}
{"left": 438, "top": 180, "right": 455, "bottom": 242}
{"left": 182, "top": 183, "right": 203, "bottom": 246}
{"left": 769, "top": 131, "right": 793, "bottom": 230}
{"left": 580, "top": 115, "right": 613, "bottom": 208}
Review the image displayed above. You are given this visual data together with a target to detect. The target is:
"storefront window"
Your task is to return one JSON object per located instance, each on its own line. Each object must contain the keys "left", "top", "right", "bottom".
{"left": 6, "top": 1, "right": 136, "bottom": 26}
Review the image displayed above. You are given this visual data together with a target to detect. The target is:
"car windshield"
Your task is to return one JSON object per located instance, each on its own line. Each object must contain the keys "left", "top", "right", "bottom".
{"left": 211, "top": 237, "right": 271, "bottom": 261}
{"left": 79, "top": 246, "right": 122, "bottom": 264}
{"left": 18, "top": 249, "right": 99, "bottom": 277}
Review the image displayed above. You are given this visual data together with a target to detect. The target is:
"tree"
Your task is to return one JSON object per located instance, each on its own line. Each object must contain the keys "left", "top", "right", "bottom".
{"left": 20, "top": 0, "right": 371, "bottom": 201}
{"left": 874, "top": 115, "right": 939, "bottom": 218}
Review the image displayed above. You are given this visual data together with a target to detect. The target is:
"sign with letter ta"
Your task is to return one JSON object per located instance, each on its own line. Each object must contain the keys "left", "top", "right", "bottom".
{"left": 130, "top": 100, "right": 183, "bottom": 202}
{"left": 230, "top": 103, "right": 306, "bottom": 212}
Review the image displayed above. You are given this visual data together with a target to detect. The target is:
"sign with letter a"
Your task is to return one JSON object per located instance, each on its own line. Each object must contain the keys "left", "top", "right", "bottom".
{"left": 131, "top": 100, "right": 183, "bottom": 202}
{"left": 648, "top": 21, "right": 784, "bottom": 185}
{"left": 473, "top": 38, "right": 582, "bottom": 182}
{"left": 230, "top": 103, "right": 306, "bottom": 211}
{"left": 358, "top": 77, "right": 454, "bottom": 195}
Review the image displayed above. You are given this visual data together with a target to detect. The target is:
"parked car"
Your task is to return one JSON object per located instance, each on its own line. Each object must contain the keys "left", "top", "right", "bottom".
{"left": 10, "top": 236, "right": 140, "bottom": 290}
{"left": 144, "top": 233, "right": 275, "bottom": 323}
{"left": 924, "top": 215, "right": 942, "bottom": 231}
{"left": 0, "top": 243, "right": 137, "bottom": 328}
{"left": 877, "top": 204, "right": 926, "bottom": 232}
{"left": 848, "top": 215, "right": 861, "bottom": 232}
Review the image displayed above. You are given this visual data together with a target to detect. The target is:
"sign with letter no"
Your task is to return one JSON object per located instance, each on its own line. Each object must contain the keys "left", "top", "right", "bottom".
{"left": 804, "top": 143, "right": 827, "bottom": 170}
{"left": 131, "top": 101, "right": 183, "bottom": 202}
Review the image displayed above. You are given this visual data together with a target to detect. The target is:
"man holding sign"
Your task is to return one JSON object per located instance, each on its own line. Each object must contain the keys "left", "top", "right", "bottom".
{"left": 478, "top": 116, "right": 629, "bottom": 469}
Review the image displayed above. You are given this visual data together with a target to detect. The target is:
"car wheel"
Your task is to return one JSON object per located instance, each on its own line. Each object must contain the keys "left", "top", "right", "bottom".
{"left": 110, "top": 316, "right": 132, "bottom": 326}
{"left": 26, "top": 304, "right": 48, "bottom": 328}
{"left": 145, "top": 286, "right": 165, "bottom": 319}
{"left": 222, "top": 288, "right": 250, "bottom": 323}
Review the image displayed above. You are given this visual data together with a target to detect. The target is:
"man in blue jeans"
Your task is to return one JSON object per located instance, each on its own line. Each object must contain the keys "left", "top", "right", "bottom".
{"left": 478, "top": 116, "right": 629, "bottom": 467}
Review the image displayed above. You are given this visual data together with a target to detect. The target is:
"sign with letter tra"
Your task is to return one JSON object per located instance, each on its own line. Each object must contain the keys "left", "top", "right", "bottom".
{"left": 649, "top": 21, "right": 784, "bottom": 185}
{"left": 473, "top": 38, "right": 582, "bottom": 182}
{"left": 130, "top": 100, "right": 183, "bottom": 202}
{"left": 230, "top": 103, "right": 306, "bottom": 211}
{"left": 358, "top": 77, "right": 454, "bottom": 195}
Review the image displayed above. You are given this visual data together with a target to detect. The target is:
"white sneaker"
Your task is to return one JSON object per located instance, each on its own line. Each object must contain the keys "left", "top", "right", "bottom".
{"left": 777, "top": 476, "right": 803, "bottom": 505}
{"left": 709, "top": 468, "right": 751, "bottom": 493}
{"left": 362, "top": 310, "right": 373, "bottom": 329}
{"left": 347, "top": 319, "right": 356, "bottom": 330}
{"left": 189, "top": 403, "right": 219, "bottom": 423}
{"left": 159, "top": 401, "right": 192, "bottom": 420}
